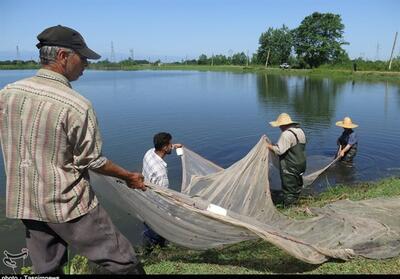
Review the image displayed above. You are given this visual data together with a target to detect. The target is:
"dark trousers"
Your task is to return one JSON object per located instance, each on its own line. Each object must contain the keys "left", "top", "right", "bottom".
{"left": 22, "top": 204, "right": 145, "bottom": 275}
{"left": 143, "top": 223, "right": 166, "bottom": 247}
{"left": 281, "top": 172, "right": 303, "bottom": 207}
{"left": 341, "top": 147, "right": 357, "bottom": 163}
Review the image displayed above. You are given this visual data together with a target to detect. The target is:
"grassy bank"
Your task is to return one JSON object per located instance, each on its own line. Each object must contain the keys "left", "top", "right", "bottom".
{"left": 140, "top": 177, "right": 400, "bottom": 274}
{"left": 0, "top": 64, "right": 40, "bottom": 70}
{"left": 22, "top": 177, "right": 399, "bottom": 275}
{"left": 88, "top": 64, "right": 400, "bottom": 83}
{"left": 2, "top": 63, "right": 399, "bottom": 82}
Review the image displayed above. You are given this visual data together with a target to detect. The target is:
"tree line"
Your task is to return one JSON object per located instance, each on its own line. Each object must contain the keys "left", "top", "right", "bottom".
{"left": 187, "top": 12, "right": 398, "bottom": 70}
{"left": 192, "top": 12, "right": 349, "bottom": 68}
{"left": 173, "top": 12, "right": 399, "bottom": 70}
{"left": 256, "top": 12, "right": 350, "bottom": 68}
{"left": 1, "top": 12, "right": 399, "bottom": 71}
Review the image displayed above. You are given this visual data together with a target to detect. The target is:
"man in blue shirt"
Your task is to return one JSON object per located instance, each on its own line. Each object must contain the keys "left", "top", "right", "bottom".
{"left": 336, "top": 117, "right": 358, "bottom": 163}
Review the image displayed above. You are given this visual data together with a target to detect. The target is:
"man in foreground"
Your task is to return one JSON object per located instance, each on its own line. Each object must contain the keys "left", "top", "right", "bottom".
{"left": 0, "top": 25, "right": 146, "bottom": 274}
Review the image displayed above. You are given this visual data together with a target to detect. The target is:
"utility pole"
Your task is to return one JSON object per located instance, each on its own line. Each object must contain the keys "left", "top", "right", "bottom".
{"left": 228, "top": 49, "right": 233, "bottom": 65}
{"left": 16, "top": 45, "right": 20, "bottom": 61}
{"left": 265, "top": 48, "right": 270, "bottom": 68}
{"left": 246, "top": 50, "right": 249, "bottom": 66}
{"left": 375, "top": 42, "right": 380, "bottom": 61}
{"left": 388, "top": 31, "right": 398, "bottom": 70}
{"left": 110, "top": 41, "right": 115, "bottom": 63}
{"left": 211, "top": 53, "right": 214, "bottom": 66}
{"left": 129, "top": 49, "right": 134, "bottom": 61}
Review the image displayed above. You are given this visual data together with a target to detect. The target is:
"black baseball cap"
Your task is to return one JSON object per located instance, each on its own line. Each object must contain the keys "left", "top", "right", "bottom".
{"left": 36, "top": 25, "right": 101, "bottom": 60}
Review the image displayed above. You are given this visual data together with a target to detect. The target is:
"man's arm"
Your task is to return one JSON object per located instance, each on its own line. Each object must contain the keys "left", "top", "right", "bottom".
{"left": 92, "top": 160, "right": 146, "bottom": 191}
{"left": 267, "top": 132, "right": 291, "bottom": 155}
{"left": 336, "top": 145, "right": 342, "bottom": 158}
{"left": 339, "top": 144, "right": 352, "bottom": 158}
{"left": 267, "top": 142, "right": 275, "bottom": 152}
{"left": 67, "top": 108, "right": 145, "bottom": 191}
{"left": 339, "top": 132, "right": 357, "bottom": 157}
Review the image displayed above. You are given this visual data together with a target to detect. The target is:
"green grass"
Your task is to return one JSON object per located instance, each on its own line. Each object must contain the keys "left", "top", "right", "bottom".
{"left": 138, "top": 177, "right": 400, "bottom": 274}
{"left": 41, "top": 177, "right": 400, "bottom": 274}
{"left": 88, "top": 64, "right": 252, "bottom": 72}
{"left": 2, "top": 63, "right": 399, "bottom": 82}
{"left": 0, "top": 64, "right": 40, "bottom": 70}
{"left": 140, "top": 241, "right": 400, "bottom": 274}
{"left": 88, "top": 64, "right": 400, "bottom": 83}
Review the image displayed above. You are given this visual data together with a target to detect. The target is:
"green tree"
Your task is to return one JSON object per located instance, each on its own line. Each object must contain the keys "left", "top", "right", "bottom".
{"left": 251, "top": 53, "right": 259, "bottom": 65}
{"left": 293, "top": 12, "right": 348, "bottom": 68}
{"left": 120, "top": 58, "right": 137, "bottom": 66}
{"left": 213, "top": 54, "right": 228, "bottom": 65}
{"left": 231, "top": 52, "right": 247, "bottom": 65}
{"left": 257, "top": 25, "right": 293, "bottom": 66}
{"left": 198, "top": 54, "right": 208, "bottom": 65}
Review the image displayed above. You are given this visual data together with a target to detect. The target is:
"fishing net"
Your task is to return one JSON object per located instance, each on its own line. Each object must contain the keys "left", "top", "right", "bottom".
{"left": 90, "top": 135, "right": 400, "bottom": 264}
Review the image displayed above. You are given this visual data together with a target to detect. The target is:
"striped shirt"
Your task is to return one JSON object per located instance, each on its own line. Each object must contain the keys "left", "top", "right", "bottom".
{"left": 0, "top": 69, "right": 107, "bottom": 223}
{"left": 142, "top": 148, "right": 169, "bottom": 188}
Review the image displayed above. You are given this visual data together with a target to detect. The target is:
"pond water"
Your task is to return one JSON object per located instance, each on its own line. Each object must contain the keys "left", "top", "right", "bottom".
{"left": 0, "top": 69, "right": 399, "bottom": 269}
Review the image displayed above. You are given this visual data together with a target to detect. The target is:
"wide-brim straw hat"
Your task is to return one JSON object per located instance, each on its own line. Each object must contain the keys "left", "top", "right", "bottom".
{"left": 336, "top": 116, "right": 358, "bottom": 129}
{"left": 269, "top": 113, "right": 299, "bottom": 127}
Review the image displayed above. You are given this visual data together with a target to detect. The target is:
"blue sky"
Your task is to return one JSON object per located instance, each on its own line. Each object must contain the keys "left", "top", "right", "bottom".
{"left": 0, "top": 0, "right": 399, "bottom": 62}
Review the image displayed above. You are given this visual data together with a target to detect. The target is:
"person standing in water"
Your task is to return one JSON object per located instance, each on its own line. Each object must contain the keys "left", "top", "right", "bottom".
{"left": 266, "top": 113, "right": 307, "bottom": 207}
{"left": 336, "top": 116, "right": 358, "bottom": 163}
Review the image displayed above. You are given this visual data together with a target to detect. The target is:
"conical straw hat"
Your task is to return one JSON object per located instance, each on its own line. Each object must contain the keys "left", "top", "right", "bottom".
{"left": 336, "top": 116, "right": 358, "bottom": 129}
{"left": 269, "top": 113, "right": 299, "bottom": 127}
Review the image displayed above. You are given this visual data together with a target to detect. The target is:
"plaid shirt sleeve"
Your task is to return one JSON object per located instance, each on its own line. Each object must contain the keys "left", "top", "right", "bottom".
{"left": 67, "top": 107, "right": 107, "bottom": 171}
{"left": 142, "top": 149, "right": 169, "bottom": 188}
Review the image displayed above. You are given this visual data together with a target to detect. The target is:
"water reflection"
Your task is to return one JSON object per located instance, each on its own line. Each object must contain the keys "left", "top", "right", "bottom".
{"left": 256, "top": 74, "right": 346, "bottom": 126}
{"left": 292, "top": 77, "right": 345, "bottom": 125}
{"left": 256, "top": 73, "right": 290, "bottom": 103}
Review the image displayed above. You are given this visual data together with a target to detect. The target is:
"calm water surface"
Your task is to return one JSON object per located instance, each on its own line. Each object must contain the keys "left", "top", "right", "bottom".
{"left": 0, "top": 69, "right": 399, "bottom": 268}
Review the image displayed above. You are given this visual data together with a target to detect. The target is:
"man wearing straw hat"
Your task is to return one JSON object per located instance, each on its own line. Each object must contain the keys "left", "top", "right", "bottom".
{"left": 267, "top": 113, "right": 307, "bottom": 207}
{"left": 336, "top": 116, "right": 358, "bottom": 162}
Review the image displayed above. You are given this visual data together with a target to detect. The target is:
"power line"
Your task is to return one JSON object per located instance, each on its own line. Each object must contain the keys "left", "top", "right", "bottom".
{"left": 16, "top": 45, "right": 20, "bottom": 60}
{"left": 110, "top": 41, "right": 115, "bottom": 62}
{"left": 375, "top": 42, "right": 380, "bottom": 61}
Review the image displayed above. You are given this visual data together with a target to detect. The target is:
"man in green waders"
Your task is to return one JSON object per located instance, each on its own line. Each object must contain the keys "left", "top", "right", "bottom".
{"left": 267, "top": 113, "right": 307, "bottom": 207}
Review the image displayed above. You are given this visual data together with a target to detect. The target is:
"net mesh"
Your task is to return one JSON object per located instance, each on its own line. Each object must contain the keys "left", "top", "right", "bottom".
{"left": 90, "top": 135, "right": 400, "bottom": 264}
